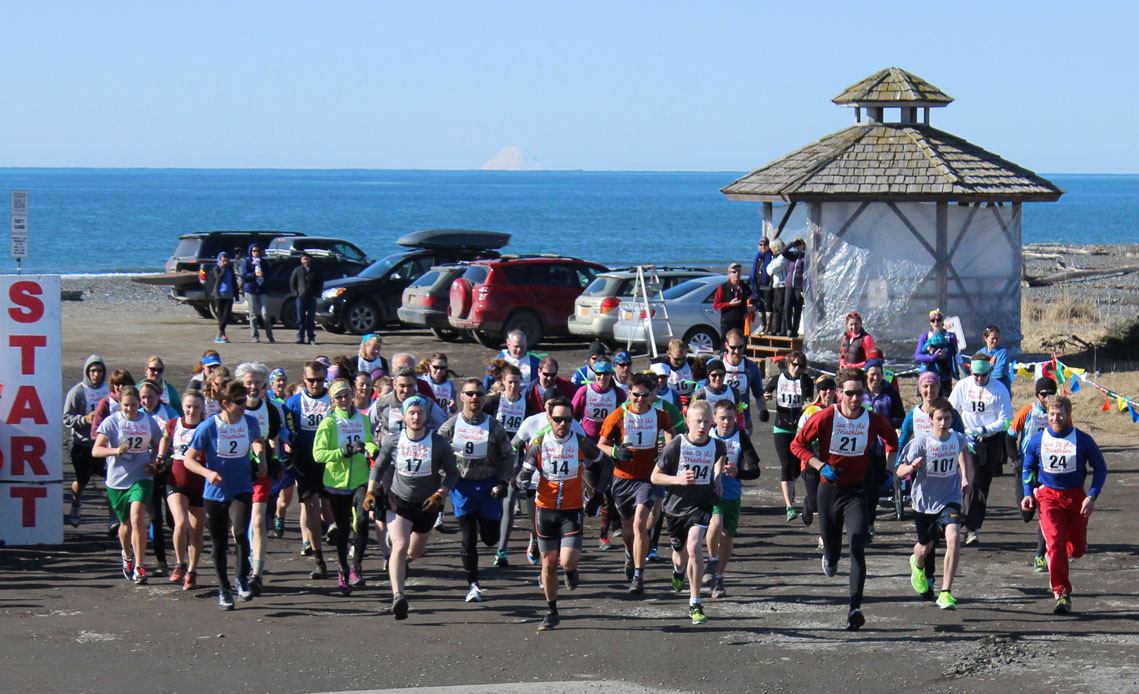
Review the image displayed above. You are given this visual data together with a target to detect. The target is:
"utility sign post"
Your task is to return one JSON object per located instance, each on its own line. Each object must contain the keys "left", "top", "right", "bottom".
{"left": 10, "top": 190, "right": 29, "bottom": 274}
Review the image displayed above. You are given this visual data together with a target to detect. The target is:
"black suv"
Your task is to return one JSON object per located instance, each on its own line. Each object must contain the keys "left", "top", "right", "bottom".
{"left": 265, "top": 236, "right": 373, "bottom": 267}
{"left": 164, "top": 230, "right": 304, "bottom": 318}
{"left": 316, "top": 229, "right": 509, "bottom": 335}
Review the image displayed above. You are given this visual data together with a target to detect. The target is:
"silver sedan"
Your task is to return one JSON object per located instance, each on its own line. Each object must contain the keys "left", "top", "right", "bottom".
{"left": 612, "top": 275, "right": 728, "bottom": 353}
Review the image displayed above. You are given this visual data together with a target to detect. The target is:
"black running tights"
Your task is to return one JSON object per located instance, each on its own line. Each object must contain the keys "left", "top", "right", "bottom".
{"left": 204, "top": 493, "right": 252, "bottom": 587}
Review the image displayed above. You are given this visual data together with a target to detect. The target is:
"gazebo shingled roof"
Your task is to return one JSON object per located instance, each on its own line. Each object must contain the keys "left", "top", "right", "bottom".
{"left": 832, "top": 67, "right": 953, "bottom": 107}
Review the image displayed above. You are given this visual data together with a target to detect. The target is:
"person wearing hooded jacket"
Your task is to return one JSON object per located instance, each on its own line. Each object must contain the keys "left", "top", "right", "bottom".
{"left": 63, "top": 355, "right": 112, "bottom": 529}
{"left": 242, "top": 244, "right": 274, "bottom": 343}
{"left": 212, "top": 251, "right": 238, "bottom": 343}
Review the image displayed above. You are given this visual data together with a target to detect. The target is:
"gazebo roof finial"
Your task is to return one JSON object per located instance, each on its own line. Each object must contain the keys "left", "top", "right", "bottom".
{"left": 832, "top": 67, "right": 953, "bottom": 108}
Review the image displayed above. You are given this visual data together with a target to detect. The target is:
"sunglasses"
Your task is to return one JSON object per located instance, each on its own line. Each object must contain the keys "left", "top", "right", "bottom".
{"left": 726, "top": 344, "right": 745, "bottom": 351}
{"left": 227, "top": 398, "right": 247, "bottom": 406}
{"left": 332, "top": 391, "right": 351, "bottom": 399}
{"left": 539, "top": 372, "right": 557, "bottom": 378}
{"left": 630, "top": 391, "right": 651, "bottom": 399}
{"left": 930, "top": 317, "right": 943, "bottom": 323}
{"left": 790, "top": 362, "right": 806, "bottom": 368}
{"left": 550, "top": 415, "right": 572, "bottom": 424}
{"left": 304, "top": 377, "right": 323, "bottom": 384}
{"left": 841, "top": 389, "right": 864, "bottom": 397}
{"left": 146, "top": 365, "right": 164, "bottom": 373}
{"left": 462, "top": 391, "right": 484, "bottom": 398}
{"left": 729, "top": 269, "right": 740, "bottom": 274}
{"left": 709, "top": 372, "right": 725, "bottom": 378}
{"left": 1038, "top": 391, "right": 1056, "bottom": 398}
{"left": 430, "top": 364, "right": 447, "bottom": 370}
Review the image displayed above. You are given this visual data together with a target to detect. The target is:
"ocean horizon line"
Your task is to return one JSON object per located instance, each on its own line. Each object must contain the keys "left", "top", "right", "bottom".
{"left": 1, "top": 167, "right": 1137, "bottom": 176}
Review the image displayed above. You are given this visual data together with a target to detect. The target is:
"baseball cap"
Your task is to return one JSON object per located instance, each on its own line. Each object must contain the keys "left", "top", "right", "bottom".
{"left": 649, "top": 362, "right": 671, "bottom": 377}
{"left": 201, "top": 354, "right": 222, "bottom": 367}
{"left": 593, "top": 360, "right": 614, "bottom": 374}
{"left": 613, "top": 351, "right": 632, "bottom": 365}
{"left": 588, "top": 340, "right": 607, "bottom": 358}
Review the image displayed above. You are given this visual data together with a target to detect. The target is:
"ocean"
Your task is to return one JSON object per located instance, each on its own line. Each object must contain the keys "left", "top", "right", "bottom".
{"left": 0, "top": 169, "right": 1134, "bottom": 275}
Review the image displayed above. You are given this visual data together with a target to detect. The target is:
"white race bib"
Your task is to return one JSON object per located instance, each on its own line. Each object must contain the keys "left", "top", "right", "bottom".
{"left": 1041, "top": 429, "right": 1078, "bottom": 474}
{"left": 423, "top": 377, "right": 455, "bottom": 411}
{"left": 120, "top": 416, "right": 152, "bottom": 454}
{"left": 396, "top": 432, "right": 433, "bottom": 478}
{"left": 679, "top": 437, "right": 716, "bottom": 485}
{"left": 496, "top": 395, "right": 526, "bottom": 434}
{"left": 216, "top": 416, "right": 251, "bottom": 459}
{"left": 172, "top": 419, "right": 195, "bottom": 460}
{"left": 668, "top": 362, "right": 694, "bottom": 396}
{"left": 584, "top": 386, "right": 618, "bottom": 423}
{"left": 336, "top": 414, "right": 366, "bottom": 449}
{"left": 724, "top": 359, "right": 749, "bottom": 395}
{"left": 713, "top": 430, "right": 741, "bottom": 467}
{"left": 965, "top": 384, "right": 996, "bottom": 415}
{"left": 387, "top": 404, "right": 404, "bottom": 433}
{"left": 83, "top": 382, "right": 110, "bottom": 412}
{"left": 300, "top": 393, "right": 331, "bottom": 432}
{"left": 777, "top": 374, "right": 803, "bottom": 408}
{"left": 622, "top": 409, "right": 658, "bottom": 450}
{"left": 828, "top": 407, "right": 869, "bottom": 457}
{"left": 924, "top": 436, "right": 961, "bottom": 478}
{"left": 912, "top": 407, "right": 933, "bottom": 440}
{"left": 541, "top": 434, "right": 580, "bottom": 482}
{"left": 248, "top": 401, "right": 271, "bottom": 436}
{"left": 453, "top": 417, "right": 490, "bottom": 460}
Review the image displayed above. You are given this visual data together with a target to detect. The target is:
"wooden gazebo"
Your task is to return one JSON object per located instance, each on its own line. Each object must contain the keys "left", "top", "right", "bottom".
{"left": 722, "top": 67, "right": 1063, "bottom": 361}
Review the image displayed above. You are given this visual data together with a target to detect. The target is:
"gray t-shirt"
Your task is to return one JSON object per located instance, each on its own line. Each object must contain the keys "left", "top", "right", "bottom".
{"left": 901, "top": 431, "right": 969, "bottom": 514}
{"left": 437, "top": 412, "right": 515, "bottom": 481}
{"left": 97, "top": 411, "right": 162, "bottom": 489}
{"left": 656, "top": 434, "right": 725, "bottom": 517}
{"left": 370, "top": 430, "right": 459, "bottom": 504}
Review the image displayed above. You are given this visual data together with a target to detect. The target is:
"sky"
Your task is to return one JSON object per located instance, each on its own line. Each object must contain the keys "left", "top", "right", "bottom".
{"left": 3, "top": 1, "right": 1137, "bottom": 172}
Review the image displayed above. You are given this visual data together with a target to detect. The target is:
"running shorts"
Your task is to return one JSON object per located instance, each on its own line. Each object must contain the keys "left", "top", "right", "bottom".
{"left": 712, "top": 498, "right": 741, "bottom": 537}
{"left": 450, "top": 477, "right": 503, "bottom": 521}
{"left": 166, "top": 482, "right": 204, "bottom": 508}
{"left": 535, "top": 507, "right": 583, "bottom": 553}
{"left": 108, "top": 480, "right": 154, "bottom": 523}
{"left": 915, "top": 503, "right": 963, "bottom": 545}
{"left": 388, "top": 492, "right": 438, "bottom": 534}
{"left": 667, "top": 506, "right": 713, "bottom": 551}
{"left": 612, "top": 477, "right": 654, "bottom": 521}
{"left": 251, "top": 474, "right": 272, "bottom": 504}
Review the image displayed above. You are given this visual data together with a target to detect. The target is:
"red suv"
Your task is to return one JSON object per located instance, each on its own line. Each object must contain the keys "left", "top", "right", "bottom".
{"left": 448, "top": 255, "right": 607, "bottom": 347}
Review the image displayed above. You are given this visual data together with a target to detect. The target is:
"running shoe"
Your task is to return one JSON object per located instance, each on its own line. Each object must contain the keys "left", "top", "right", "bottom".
{"left": 647, "top": 547, "right": 659, "bottom": 562}
{"left": 964, "top": 531, "right": 979, "bottom": 546}
{"left": 465, "top": 583, "right": 483, "bottom": 603}
{"left": 627, "top": 576, "right": 644, "bottom": 595}
{"left": 936, "top": 591, "right": 957, "bottom": 610}
{"left": 564, "top": 569, "right": 579, "bottom": 591}
{"left": 866, "top": 524, "right": 875, "bottom": 544}
{"left": 249, "top": 574, "right": 263, "bottom": 597}
{"left": 153, "top": 561, "right": 168, "bottom": 578}
{"left": 711, "top": 577, "right": 726, "bottom": 599}
{"left": 121, "top": 555, "right": 134, "bottom": 580}
{"left": 493, "top": 551, "right": 510, "bottom": 568}
{"left": 433, "top": 513, "right": 445, "bottom": 532}
{"left": 310, "top": 559, "right": 327, "bottom": 580}
{"left": 132, "top": 567, "right": 147, "bottom": 585}
{"left": 235, "top": 576, "right": 254, "bottom": 601}
{"left": 1034, "top": 554, "right": 1047, "bottom": 573}
{"left": 689, "top": 604, "right": 707, "bottom": 624}
{"left": 183, "top": 570, "right": 197, "bottom": 591}
{"left": 337, "top": 571, "right": 351, "bottom": 596}
{"left": 300, "top": 540, "right": 313, "bottom": 556}
{"left": 526, "top": 539, "right": 539, "bottom": 565}
{"left": 1054, "top": 593, "right": 1072, "bottom": 615}
{"left": 624, "top": 556, "right": 635, "bottom": 581}
{"left": 801, "top": 502, "right": 813, "bottom": 526}
{"left": 786, "top": 506, "right": 799, "bottom": 522}
{"left": 392, "top": 592, "right": 409, "bottom": 620}
{"left": 538, "top": 611, "right": 560, "bottom": 631}
{"left": 273, "top": 516, "right": 285, "bottom": 538}
{"left": 169, "top": 563, "right": 187, "bottom": 583}
{"left": 325, "top": 524, "right": 339, "bottom": 545}
{"left": 68, "top": 504, "right": 82, "bottom": 528}
{"left": 220, "top": 336, "right": 230, "bottom": 343}
{"left": 702, "top": 559, "right": 715, "bottom": 586}
{"left": 821, "top": 555, "right": 836, "bottom": 578}
{"left": 909, "top": 555, "right": 928, "bottom": 595}
{"left": 218, "top": 587, "right": 235, "bottom": 611}
{"left": 382, "top": 555, "right": 390, "bottom": 572}
{"left": 598, "top": 536, "right": 612, "bottom": 550}
{"left": 349, "top": 565, "right": 365, "bottom": 587}
{"left": 817, "top": 536, "right": 824, "bottom": 552}
{"left": 845, "top": 608, "right": 865, "bottom": 631}
{"left": 108, "top": 521, "right": 121, "bottom": 538}
{"left": 671, "top": 571, "right": 686, "bottom": 592}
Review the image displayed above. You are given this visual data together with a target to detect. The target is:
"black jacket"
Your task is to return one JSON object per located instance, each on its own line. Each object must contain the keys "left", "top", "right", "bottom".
{"left": 290, "top": 264, "right": 323, "bottom": 299}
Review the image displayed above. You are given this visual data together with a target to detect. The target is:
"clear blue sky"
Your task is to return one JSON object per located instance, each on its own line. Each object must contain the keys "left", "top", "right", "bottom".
{"left": 4, "top": 1, "right": 1136, "bottom": 172}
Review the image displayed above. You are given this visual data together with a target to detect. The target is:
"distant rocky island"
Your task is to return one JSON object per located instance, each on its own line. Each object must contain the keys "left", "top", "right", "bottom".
{"left": 481, "top": 146, "right": 543, "bottom": 171}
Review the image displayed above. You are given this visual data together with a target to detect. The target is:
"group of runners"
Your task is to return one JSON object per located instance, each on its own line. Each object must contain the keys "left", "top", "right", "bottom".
{"left": 63, "top": 317, "right": 1108, "bottom": 630}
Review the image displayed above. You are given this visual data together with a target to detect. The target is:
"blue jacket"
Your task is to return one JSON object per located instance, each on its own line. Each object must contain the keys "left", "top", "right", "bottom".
{"left": 242, "top": 245, "right": 269, "bottom": 295}
{"left": 1022, "top": 425, "right": 1107, "bottom": 499}
{"left": 751, "top": 250, "right": 775, "bottom": 289}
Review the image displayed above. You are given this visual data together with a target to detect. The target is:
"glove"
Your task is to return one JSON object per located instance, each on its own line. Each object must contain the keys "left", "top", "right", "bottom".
{"left": 584, "top": 491, "right": 603, "bottom": 517}
{"left": 362, "top": 491, "right": 376, "bottom": 513}
{"left": 758, "top": 409, "right": 770, "bottom": 423}
{"left": 490, "top": 482, "right": 509, "bottom": 499}
{"left": 611, "top": 445, "right": 634, "bottom": 462}
{"left": 82, "top": 412, "right": 94, "bottom": 425}
{"left": 820, "top": 464, "right": 840, "bottom": 483}
{"left": 965, "top": 427, "right": 983, "bottom": 438}
{"left": 350, "top": 440, "right": 367, "bottom": 455}
{"left": 422, "top": 492, "right": 444, "bottom": 514}
{"left": 340, "top": 443, "right": 355, "bottom": 457}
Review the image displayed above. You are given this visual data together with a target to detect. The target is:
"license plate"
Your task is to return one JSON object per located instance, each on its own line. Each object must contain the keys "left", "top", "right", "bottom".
{"left": 579, "top": 306, "right": 591, "bottom": 316}
{"left": 621, "top": 310, "right": 632, "bottom": 320}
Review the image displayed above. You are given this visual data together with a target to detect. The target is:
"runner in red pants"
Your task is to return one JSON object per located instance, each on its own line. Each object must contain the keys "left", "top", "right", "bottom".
{"left": 1020, "top": 395, "right": 1107, "bottom": 615}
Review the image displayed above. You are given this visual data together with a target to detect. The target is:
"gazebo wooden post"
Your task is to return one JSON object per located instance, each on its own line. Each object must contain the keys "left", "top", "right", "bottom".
{"left": 936, "top": 201, "right": 948, "bottom": 309}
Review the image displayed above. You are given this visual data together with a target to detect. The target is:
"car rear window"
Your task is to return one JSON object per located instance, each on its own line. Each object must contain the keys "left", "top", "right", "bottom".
{"left": 582, "top": 276, "right": 623, "bottom": 296}
{"left": 172, "top": 237, "right": 202, "bottom": 259}
{"left": 409, "top": 270, "right": 439, "bottom": 288}
{"left": 662, "top": 278, "right": 713, "bottom": 300}
{"left": 461, "top": 265, "right": 491, "bottom": 285}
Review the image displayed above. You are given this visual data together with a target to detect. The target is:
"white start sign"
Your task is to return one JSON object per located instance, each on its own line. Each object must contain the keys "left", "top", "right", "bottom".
{"left": 0, "top": 275, "right": 63, "bottom": 545}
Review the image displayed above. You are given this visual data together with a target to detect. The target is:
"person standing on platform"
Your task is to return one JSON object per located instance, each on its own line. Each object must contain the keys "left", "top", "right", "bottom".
{"left": 712, "top": 263, "right": 752, "bottom": 341}
{"left": 750, "top": 237, "right": 775, "bottom": 334}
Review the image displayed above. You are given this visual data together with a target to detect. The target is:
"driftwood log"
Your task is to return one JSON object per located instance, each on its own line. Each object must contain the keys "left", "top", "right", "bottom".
{"left": 1026, "top": 265, "right": 1139, "bottom": 287}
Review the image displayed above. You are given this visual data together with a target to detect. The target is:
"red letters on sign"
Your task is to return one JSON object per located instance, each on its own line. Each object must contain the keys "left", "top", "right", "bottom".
{"left": 6, "top": 385, "right": 48, "bottom": 426}
{"left": 8, "top": 436, "right": 48, "bottom": 476}
{"left": 9, "top": 335, "right": 47, "bottom": 374}
{"left": 10, "top": 487, "right": 48, "bottom": 526}
{"left": 7, "top": 281, "right": 44, "bottom": 323}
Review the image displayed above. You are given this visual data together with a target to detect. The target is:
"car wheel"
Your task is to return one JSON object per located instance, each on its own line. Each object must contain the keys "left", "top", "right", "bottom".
{"left": 324, "top": 323, "right": 347, "bottom": 335}
{"left": 279, "top": 298, "right": 299, "bottom": 330}
{"left": 473, "top": 330, "right": 501, "bottom": 348}
{"left": 345, "top": 299, "right": 381, "bottom": 335}
{"left": 504, "top": 310, "right": 545, "bottom": 347}
{"left": 682, "top": 325, "right": 719, "bottom": 353}
{"left": 431, "top": 327, "right": 462, "bottom": 342}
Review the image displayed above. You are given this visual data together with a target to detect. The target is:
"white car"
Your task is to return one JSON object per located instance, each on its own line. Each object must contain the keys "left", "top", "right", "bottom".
{"left": 612, "top": 275, "right": 729, "bottom": 352}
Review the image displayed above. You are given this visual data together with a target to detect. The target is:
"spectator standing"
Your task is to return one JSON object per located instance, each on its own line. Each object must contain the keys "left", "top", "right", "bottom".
{"left": 290, "top": 252, "right": 323, "bottom": 345}
{"left": 750, "top": 237, "right": 775, "bottom": 334}
{"left": 211, "top": 252, "right": 237, "bottom": 344}
{"left": 782, "top": 239, "right": 807, "bottom": 338}
{"left": 712, "top": 262, "right": 752, "bottom": 340}
{"left": 766, "top": 239, "right": 788, "bottom": 336}
{"left": 242, "top": 244, "right": 274, "bottom": 344}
